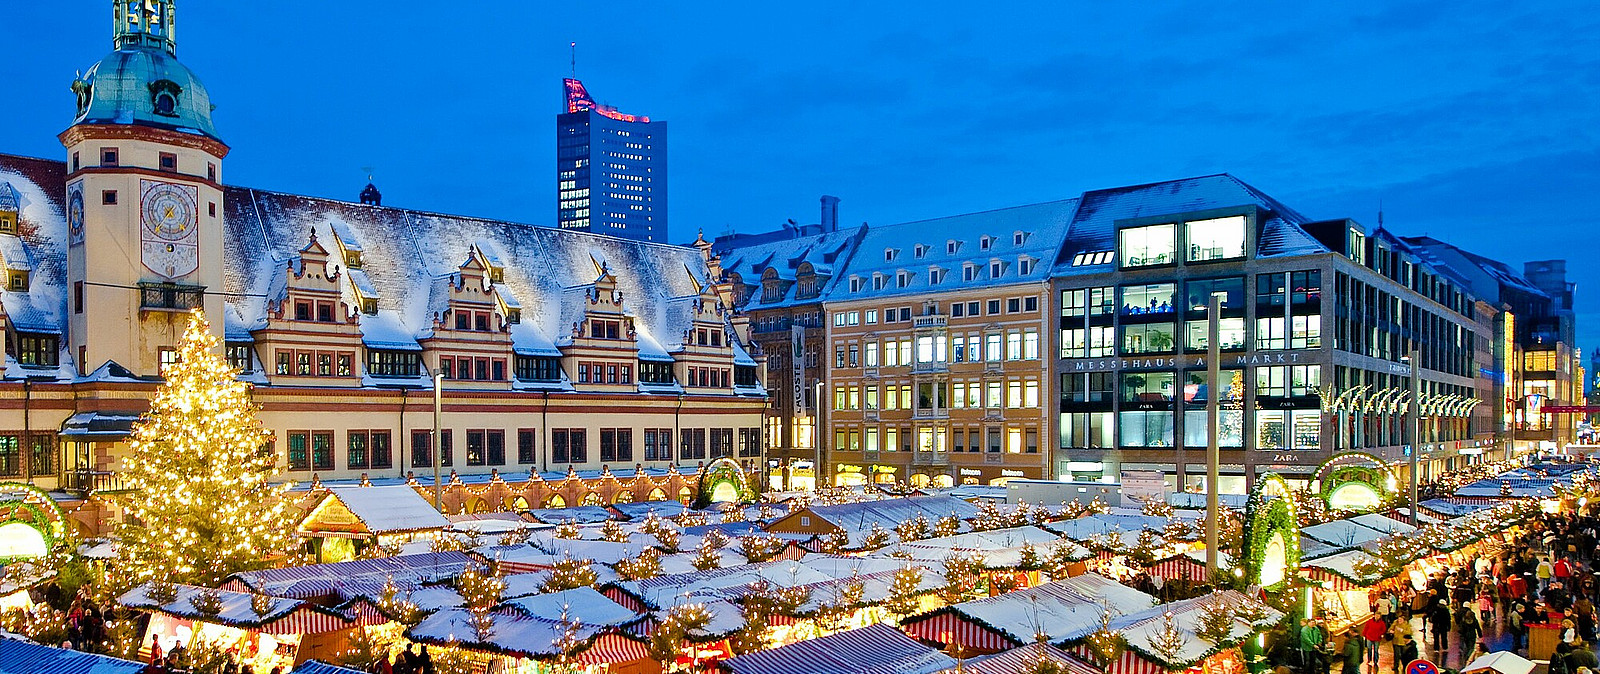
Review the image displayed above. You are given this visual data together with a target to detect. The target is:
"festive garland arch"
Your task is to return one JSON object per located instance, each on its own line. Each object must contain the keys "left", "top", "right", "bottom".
{"left": 1242, "top": 473, "right": 1300, "bottom": 592}
{"left": 1313, "top": 452, "right": 1397, "bottom": 513}
{"left": 696, "top": 458, "right": 755, "bottom": 507}
{"left": 0, "top": 482, "right": 67, "bottom": 564}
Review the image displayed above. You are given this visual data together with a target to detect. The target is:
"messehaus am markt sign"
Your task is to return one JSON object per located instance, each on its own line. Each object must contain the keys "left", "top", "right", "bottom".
{"left": 1065, "top": 351, "right": 1312, "bottom": 371}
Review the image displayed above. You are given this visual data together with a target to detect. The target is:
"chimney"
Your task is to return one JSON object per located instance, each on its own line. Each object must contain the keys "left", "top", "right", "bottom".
{"left": 820, "top": 195, "right": 840, "bottom": 232}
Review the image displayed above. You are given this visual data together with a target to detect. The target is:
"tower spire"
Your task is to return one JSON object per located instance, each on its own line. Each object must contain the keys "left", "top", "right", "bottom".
{"left": 570, "top": 41, "right": 576, "bottom": 78}
{"left": 114, "top": 0, "right": 178, "bottom": 55}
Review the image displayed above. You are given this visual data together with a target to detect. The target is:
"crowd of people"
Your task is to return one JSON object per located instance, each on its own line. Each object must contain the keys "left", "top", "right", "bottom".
{"left": 1290, "top": 509, "right": 1600, "bottom": 674}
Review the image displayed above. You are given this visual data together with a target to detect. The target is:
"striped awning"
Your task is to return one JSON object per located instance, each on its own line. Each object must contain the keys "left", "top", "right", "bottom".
{"left": 1306, "top": 568, "right": 1361, "bottom": 591}
{"left": 262, "top": 606, "right": 356, "bottom": 635}
{"left": 1147, "top": 556, "right": 1206, "bottom": 582}
{"left": 575, "top": 632, "right": 653, "bottom": 665}
{"left": 900, "top": 611, "right": 1017, "bottom": 653}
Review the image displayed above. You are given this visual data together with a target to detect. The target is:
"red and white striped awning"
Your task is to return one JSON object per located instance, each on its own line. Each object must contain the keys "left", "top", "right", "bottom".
{"left": 1147, "top": 556, "right": 1206, "bottom": 582}
{"left": 260, "top": 606, "right": 356, "bottom": 635}
{"left": 1305, "top": 568, "right": 1361, "bottom": 591}
{"left": 575, "top": 632, "right": 653, "bottom": 665}
{"left": 497, "top": 561, "right": 548, "bottom": 575}
{"left": 899, "top": 611, "right": 1016, "bottom": 654}
{"left": 603, "top": 587, "right": 646, "bottom": 613}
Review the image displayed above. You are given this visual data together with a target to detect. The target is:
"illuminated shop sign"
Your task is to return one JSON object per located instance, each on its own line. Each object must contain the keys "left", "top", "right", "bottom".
{"left": 1064, "top": 351, "right": 1309, "bottom": 371}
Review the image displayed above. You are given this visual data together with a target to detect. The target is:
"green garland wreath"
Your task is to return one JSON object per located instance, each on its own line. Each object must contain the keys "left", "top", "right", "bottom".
{"left": 1242, "top": 473, "right": 1300, "bottom": 592}
{"left": 1320, "top": 465, "right": 1394, "bottom": 512}
{"left": 0, "top": 482, "right": 68, "bottom": 564}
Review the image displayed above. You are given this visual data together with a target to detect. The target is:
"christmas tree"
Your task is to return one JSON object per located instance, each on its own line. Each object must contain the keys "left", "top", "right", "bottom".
{"left": 115, "top": 311, "right": 297, "bottom": 586}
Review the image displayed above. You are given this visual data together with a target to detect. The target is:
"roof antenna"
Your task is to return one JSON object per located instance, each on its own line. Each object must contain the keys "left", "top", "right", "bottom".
{"left": 1377, "top": 198, "right": 1384, "bottom": 231}
{"left": 570, "top": 41, "right": 577, "bottom": 78}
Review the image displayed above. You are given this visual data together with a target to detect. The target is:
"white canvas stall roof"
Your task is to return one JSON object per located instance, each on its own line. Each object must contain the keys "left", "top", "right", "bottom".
{"left": 502, "top": 587, "right": 638, "bottom": 626}
{"left": 319, "top": 485, "right": 450, "bottom": 534}
{"left": 722, "top": 622, "right": 957, "bottom": 674}
{"left": 1109, "top": 590, "right": 1284, "bottom": 668}
{"left": 1301, "top": 520, "right": 1388, "bottom": 548}
{"left": 941, "top": 574, "right": 1156, "bottom": 644}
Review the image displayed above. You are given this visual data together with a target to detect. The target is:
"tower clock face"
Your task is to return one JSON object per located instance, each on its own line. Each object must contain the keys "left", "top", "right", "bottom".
{"left": 138, "top": 179, "right": 200, "bottom": 279}
{"left": 140, "top": 182, "right": 197, "bottom": 241}
{"left": 68, "top": 184, "right": 85, "bottom": 243}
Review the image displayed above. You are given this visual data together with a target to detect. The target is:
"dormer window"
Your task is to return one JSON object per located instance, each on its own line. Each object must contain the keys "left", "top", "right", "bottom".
{"left": 849, "top": 276, "right": 863, "bottom": 292}
{"left": 505, "top": 308, "right": 521, "bottom": 324}
{"left": 980, "top": 235, "right": 993, "bottom": 250}
{"left": 8, "top": 271, "right": 28, "bottom": 291}
{"left": 884, "top": 248, "right": 898, "bottom": 262}
{"left": 896, "top": 271, "right": 911, "bottom": 288}
{"left": 1018, "top": 257, "right": 1034, "bottom": 275}
{"left": 947, "top": 240, "right": 959, "bottom": 254}
{"left": 963, "top": 264, "right": 978, "bottom": 282}
{"left": 1013, "top": 231, "right": 1028, "bottom": 245}
{"left": 149, "top": 79, "right": 182, "bottom": 118}
{"left": 929, "top": 267, "right": 946, "bottom": 284}
{"left": 914, "top": 244, "right": 928, "bottom": 259}
{"left": 489, "top": 268, "right": 504, "bottom": 283}
{"left": 345, "top": 250, "right": 364, "bottom": 269}
{"left": 361, "top": 298, "right": 378, "bottom": 314}
{"left": 873, "top": 273, "right": 888, "bottom": 291}
{"left": 990, "top": 260, "right": 1004, "bottom": 278}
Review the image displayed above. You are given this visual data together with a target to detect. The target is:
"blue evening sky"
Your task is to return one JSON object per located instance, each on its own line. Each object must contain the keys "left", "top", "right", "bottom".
{"left": 5, "top": 2, "right": 1598, "bottom": 352}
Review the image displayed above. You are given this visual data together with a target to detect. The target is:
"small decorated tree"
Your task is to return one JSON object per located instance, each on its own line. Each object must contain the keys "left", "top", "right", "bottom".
{"left": 649, "top": 602, "right": 714, "bottom": 667}
{"left": 115, "top": 311, "right": 297, "bottom": 586}
{"left": 884, "top": 565, "right": 925, "bottom": 618}
{"left": 616, "top": 547, "right": 664, "bottom": 581}
{"left": 819, "top": 527, "right": 851, "bottom": 554}
{"left": 554, "top": 520, "right": 582, "bottom": 539}
{"left": 1195, "top": 592, "right": 1237, "bottom": 643}
{"left": 860, "top": 523, "right": 891, "bottom": 550}
{"left": 542, "top": 553, "right": 599, "bottom": 592}
{"left": 1084, "top": 604, "right": 1126, "bottom": 672}
{"left": 933, "top": 515, "right": 962, "bottom": 538}
{"left": 691, "top": 536, "right": 723, "bottom": 571}
{"left": 1147, "top": 611, "right": 1187, "bottom": 665}
{"left": 939, "top": 552, "right": 983, "bottom": 603}
{"left": 599, "top": 519, "right": 629, "bottom": 543}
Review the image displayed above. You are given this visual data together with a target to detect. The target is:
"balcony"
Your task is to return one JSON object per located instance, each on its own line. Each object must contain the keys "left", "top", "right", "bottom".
{"left": 60, "top": 469, "right": 130, "bottom": 497}
{"left": 913, "top": 408, "right": 950, "bottom": 420}
{"left": 910, "top": 361, "right": 949, "bottom": 375}
{"left": 913, "top": 451, "right": 949, "bottom": 467}
{"left": 912, "top": 315, "right": 948, "bottom": 329}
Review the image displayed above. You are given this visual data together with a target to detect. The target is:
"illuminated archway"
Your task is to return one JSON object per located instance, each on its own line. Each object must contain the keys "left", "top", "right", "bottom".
{"left": 1314, "top": 452, "right": 1397, "bottom": 513}
{"left": 580, "top": 491, "right": 603, "bottom": 507}
{"left": 613, "top": 490, "right": 635, "bottom": 504}
{"left": 0, "top": 483, "right": 63, "bottom": 563}
{"left": 931, "top": 474, "right": 955, "bottom": 488}
{"left": 909, "top": 473, "right": 932, "bottom": 489}
{"left": 678, "top": 487, "right": 693, "bottom": 504}
{"left": 544, "top": 494, "right": 567, "bottom": 509}
{"left": 1242, "top": 472, "right": 1300, "bottom": 591}
{"left": 646, "top": 488, "right": 668, "bottom": 501}
{"left": 509, "top": 495, "right": 530, "bottom": 511}
{"left": 697, "top": 458, "right": 755, "bottom": 507}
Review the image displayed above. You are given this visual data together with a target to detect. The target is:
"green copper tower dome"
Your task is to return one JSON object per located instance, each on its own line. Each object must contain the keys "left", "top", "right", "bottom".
{"left": 69, "top": 0, "right": 220, "bottom": 140}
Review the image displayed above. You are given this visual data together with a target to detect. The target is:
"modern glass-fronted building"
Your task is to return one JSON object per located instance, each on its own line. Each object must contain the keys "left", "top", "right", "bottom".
{"left": 556, "top": 78, "right": 666, "bottom": 242}
{"left": 1050, "top": 175, "right": 1486, "bottom": 493}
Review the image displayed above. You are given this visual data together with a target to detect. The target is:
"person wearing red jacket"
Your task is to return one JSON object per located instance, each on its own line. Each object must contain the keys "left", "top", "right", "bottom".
{"left": 1362, "top": 615, "right": 1389, "bottom": 672}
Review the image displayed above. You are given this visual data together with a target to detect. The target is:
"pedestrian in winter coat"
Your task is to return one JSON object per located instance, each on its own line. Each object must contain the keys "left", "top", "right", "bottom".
{"left": 1342, "top": 635, "right": 1365, "bottom": 674}
{"left": 1390, "top": 614, "right": 1416, "bottom": 674}
{"left": 1457, "top": 608, "right": 1481, "bottom": 664}
{"left": 1431, "top": 601, "right": 1453, "bottom": 652}
{"left": 1567, "top": 644, "right": 1599, "bottom": 673}
{"left": 1362, "top": 616, "right": 1388, "bottom": 666}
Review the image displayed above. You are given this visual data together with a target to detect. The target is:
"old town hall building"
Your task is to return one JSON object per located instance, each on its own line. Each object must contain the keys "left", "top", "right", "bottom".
{"left": 0, "top": 1, "right": 767, "bottom": 527}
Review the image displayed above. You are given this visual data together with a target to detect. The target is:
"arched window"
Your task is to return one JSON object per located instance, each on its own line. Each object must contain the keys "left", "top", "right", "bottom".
{"left": 677, "top": 487, "right": 693, "bottom": 504}
{"left": 509, "top": 496, "right": 530, "bottom": 511}
{"left": 544, "top": 494, "right": 567, "bottom": 509}
{"left": 580, "top": 491, "right": 603, "bottom": 506}
{"left": 613, "top": 491, "right": 635, "bottom": 504}
{"left": 646, "top": 488, "right": 667, "bottom": 501}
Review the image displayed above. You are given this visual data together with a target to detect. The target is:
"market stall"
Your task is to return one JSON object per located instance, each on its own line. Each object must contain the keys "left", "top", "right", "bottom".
{"left": 121, "top": 581, "right": 359, "bottom": 671}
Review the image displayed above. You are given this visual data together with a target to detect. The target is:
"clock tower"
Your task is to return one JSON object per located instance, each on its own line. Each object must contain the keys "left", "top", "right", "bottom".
{"left": 59, "top": 0, "right": 227, "bottom": 378}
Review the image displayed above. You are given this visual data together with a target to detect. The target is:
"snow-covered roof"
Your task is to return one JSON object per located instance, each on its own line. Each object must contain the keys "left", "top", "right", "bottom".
{"left": 824, "top": 200, "right": 1079, "bottom": 303}
{"left": 501, "top": 586, "right": 638, "bottom": 626}
{"left": 716, "top": 225, "right": 866, "bottom": 310}
{"left": 1052, "top": 174, "right": 1324, "bottom": 276}
{"left": 1109, "top": 591, "right": 1284, "bottom": 669}
{"left": 775, "top": 495, "right": 982, "bottom": 546}
{"left": 869, "top": 526, "right": 1088, "bottom": 568}
{"left": 222, "top": 550, "right": 475, "bottom": 603}
{"left": 912, "top": 574, "right": 1156, "bottom": 646}
{"left": 1301, "top": 519, "right": 1389, "bottom": 548}
{"left": 723, "top": 622, "right": 958, "bottom": 674}
{"left": 314, "top": 485, "right": 450, "bottom": 534}
{"left": 119, "top": 582, "right": 352, "bottom": 632}
{"left": 0, "top": 639, "right": 147, "bottom": 674}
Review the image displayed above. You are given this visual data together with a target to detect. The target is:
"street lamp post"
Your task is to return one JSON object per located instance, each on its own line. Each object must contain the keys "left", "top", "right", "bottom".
{"left": 1407, "top": 350, "right": 1420, "bottom": 525}
{"left": 433, "top": 371, "right": 444, "bottom": 513}
{"left": 1205, "top": 294, "right": 1221, "bottom": 583}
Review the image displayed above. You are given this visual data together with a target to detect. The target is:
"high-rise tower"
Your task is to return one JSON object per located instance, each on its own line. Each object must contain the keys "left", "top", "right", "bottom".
{"left": 556, "top": 78, "right": 666, "bottom": 242}
{"left": 60, "top": 0, "right": 228, "bottom": 377}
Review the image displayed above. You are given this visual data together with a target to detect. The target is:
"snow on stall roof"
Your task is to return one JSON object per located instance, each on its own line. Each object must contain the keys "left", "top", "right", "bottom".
{"left": 722, "top": 622, "right": 957, "bottom": 674}
{"left": 1303, "top": 548, "right": 1381, "bottom": 585}
{"left": 1301, "top": 519, "right": 1389, "bottom": 548}
{"left": 1110, "top": 590, "right": 1283, "bottom": 667}
{"left": 870, "top": 526, "right": 1087, "bottom": 567}
{"left": 324, "top": 485, "right": 450, "bottom": 533}
{"left": 0, "top": 639, "right": 148, "bottom": 674}
{"left": 931, "top": 574, "right": 1156, "bottom": 644}
{"left": 408, "top": 607, "right": 614, "bottom": 659}
{"left": 787, "top": 495, "right": 982, "bottom": 544}
{"left": 120, "top": 582, "right": 339, "bottom": 629}
{"left": 224, "top": 551, "right": 474, "bottom": 601}
{"left": 501, "top": 587, "right": 638, "bottom": 626}
{"left": 959, "top": 643, "right": 1099, "bottom": 674}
